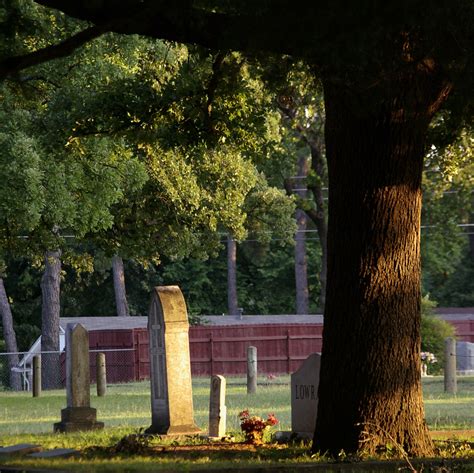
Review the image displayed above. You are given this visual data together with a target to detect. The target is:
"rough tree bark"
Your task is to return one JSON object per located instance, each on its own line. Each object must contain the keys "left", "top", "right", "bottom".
{"left": 112, "top": 255, "right": 130, "bottom": 317}
{"left": 294, "top": 153, "right": 310, "bottom": 315}
{"left": 313, "top": 67, "right": 452, "bottom": 456}
{"left": 227, "top": 235, "right": 239, "bottom": 316}
{"left": 41, "top": 250, "right": 62, "bottom": 389}
{"left": 0, "top": 278, "right": 21, "bottom": 390}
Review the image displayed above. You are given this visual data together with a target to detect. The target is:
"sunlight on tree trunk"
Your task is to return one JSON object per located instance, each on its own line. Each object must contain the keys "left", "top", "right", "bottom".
{"left": 112, "top": 255, "right": 130, "bottom": 317}
{"left": 313, "top": 70, "right": 452, "bottom": 456}
{"left": 227, "top": 235, "right": 238, "bottom": 316}
{"left": 0, "top": 278, "right": 21, "bottom": 390}
{"left": 41, "top": 250, "right": 61, "bottom": 390}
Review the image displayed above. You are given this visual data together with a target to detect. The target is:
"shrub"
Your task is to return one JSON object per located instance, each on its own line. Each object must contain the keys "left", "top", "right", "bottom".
{"left": 421, "top": 295, "right": 455, "bottom": 374}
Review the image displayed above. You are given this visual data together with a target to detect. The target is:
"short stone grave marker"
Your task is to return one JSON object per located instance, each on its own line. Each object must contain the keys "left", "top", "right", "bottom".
{"left": 0, "top": 444, "right": 42, "bottom": 456}
{"left": 291, "top": 353, "right": 321, "bottom": 439}
{"left": 146, "top": 286, "right": 201, "bottom": 435}
{"left": 28, "top": 448, "right": 79, "bottom": 458}
{"left": 54, "top": 323, "right": 104, "bottom": 432}
{"left": 209, "top": 375, "right": 226, "bottom": 438}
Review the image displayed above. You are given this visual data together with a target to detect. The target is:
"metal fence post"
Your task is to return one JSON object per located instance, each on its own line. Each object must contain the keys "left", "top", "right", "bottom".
{"left": 33, "top": 355, "right": 41, "bottom": 397}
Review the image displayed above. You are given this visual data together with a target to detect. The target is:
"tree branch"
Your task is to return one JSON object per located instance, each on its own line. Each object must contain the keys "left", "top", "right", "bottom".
{"left": 0, "top": 1, "right": 338, "bottom": 77}
{"left": 0, "top": 25, "right": 108, "bottom": 79}
{"left": 204, "top": 51, "right": 227, "bottom": 134}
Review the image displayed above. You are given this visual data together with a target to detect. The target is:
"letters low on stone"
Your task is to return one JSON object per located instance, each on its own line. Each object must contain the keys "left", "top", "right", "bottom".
{"left": 147, "top": 286, "right": 200, "bottom": 435}
{"left": 291, "top": 353, "right": 321, "bottom": 439}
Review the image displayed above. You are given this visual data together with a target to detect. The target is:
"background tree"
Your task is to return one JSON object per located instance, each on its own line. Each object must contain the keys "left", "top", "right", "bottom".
{"left": 422, "top": 128, "right": 474, "bottom": 305}
{"left": 1, "top": 0, "right": 473, "bottom": 456}
{"left": 0, "top": 271, "right": 21, "bottom": 390}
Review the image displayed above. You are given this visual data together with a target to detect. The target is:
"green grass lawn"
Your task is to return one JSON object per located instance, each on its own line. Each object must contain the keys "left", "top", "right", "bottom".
{"left": 0, "top": 377, "right": 291, "bottom": 437}
{"left": 0, "top": 376, "right": 473, "bottom": 472}
{"left": 0, "top": 375, "right": 473, "bottom": 438}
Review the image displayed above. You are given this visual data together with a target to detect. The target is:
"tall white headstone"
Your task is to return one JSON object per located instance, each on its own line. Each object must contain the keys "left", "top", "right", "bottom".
{"left": 146, "top": 286, "right": 201, "bottom": 435}
{"left": 209, "top": 375, "right": 226, "bottom": 438}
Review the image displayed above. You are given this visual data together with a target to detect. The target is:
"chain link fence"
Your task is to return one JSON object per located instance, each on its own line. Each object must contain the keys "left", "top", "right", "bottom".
{"left": 1, "top": 341, "right": 473, "bottom": 392}
{"left": 0, "top": 348, "right": 136, "bottom": 391}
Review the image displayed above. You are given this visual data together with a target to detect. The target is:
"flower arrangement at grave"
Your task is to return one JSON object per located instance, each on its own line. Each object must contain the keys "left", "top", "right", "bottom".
{"left": 420, "top": 351, "right": 437, "bottom": 376}
{"left": 238, "top": 410, "right": 279, "bottom": 445}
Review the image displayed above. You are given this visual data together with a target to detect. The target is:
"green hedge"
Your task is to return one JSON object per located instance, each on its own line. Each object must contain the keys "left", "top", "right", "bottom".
{"left": 421, "top": 296, "right": 455, "bottom": 374}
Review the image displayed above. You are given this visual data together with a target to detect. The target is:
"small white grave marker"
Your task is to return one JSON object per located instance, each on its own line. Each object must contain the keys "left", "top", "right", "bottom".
{"left": 209, "top": 375, "right": 226, "bottom": 438}
{"left": 291, "top": 353, "right": 321, "bottom": 439}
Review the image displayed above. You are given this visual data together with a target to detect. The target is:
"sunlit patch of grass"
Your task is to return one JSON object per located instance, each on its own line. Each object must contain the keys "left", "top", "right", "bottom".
{"left": 0, "top": 375, "right": 472, "bottom": 438}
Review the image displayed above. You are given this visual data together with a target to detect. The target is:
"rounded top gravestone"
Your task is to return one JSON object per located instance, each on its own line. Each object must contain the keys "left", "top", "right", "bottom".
{"left": 147, "top": 286, "right": 201, "bottom": 435}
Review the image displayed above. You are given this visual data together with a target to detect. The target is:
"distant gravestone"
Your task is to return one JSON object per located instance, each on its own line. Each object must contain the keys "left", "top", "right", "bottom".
{"left": 146, "top": 286, "right": 201, "bottom": 435}
{"left": 291, "top": 353, "right": 321, "bottom": 439}
{"left": 209, "top": 375, "right": 226, "bottom": 438}
{"left": 54, "top": 324, "right": 104, "bottom": 432}
{"left": 457, "top": 341, "right": 474, "bottom": 374}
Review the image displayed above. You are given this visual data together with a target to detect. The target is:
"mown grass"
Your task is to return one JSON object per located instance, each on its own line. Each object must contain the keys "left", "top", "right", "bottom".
{"left": 0, "top": 377, "right": 291, "bottom": 437}
{"left": 423, "top": 376, "right": 474, "bottom": 430}
{"left": 1, "top": 375, "right": 473, "bottom": 437}
{"left": 0, "top": 376, "right": 473, "bottom": 472}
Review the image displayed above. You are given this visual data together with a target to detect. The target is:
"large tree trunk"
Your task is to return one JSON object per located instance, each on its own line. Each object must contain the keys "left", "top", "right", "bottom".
{"left": 0, "top": 278, "right": 21, "bottom": 390}
{"left": 313, "top": 69, "right": 452, "bottom": 457}
{"left": 295, "top": 153, "right": 310, "bottom": 314}
{"left": 227, "top": 235, "right": 239, "bottom": 316}
{"left": 112, "top": 255, "right": 130, "bottom": 317}
{"left": 41, "top": 250, "right": 62, "bottom": 390}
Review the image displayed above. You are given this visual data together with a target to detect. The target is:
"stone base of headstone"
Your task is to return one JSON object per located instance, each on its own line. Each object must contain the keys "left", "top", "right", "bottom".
{"left": 274, "top": 431, "right": 313, "bottom": 443}
{"left": 274, "top": 431, "right": 292, "bottom": 443}
{"left": 204, "top": 435, "right": 235, "bottom": 442}
{"left": 145, "top": 423, "right": 201, "bottom": 436}
{"left": 54, "top": 407, "right": 104, "bottom": 433}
